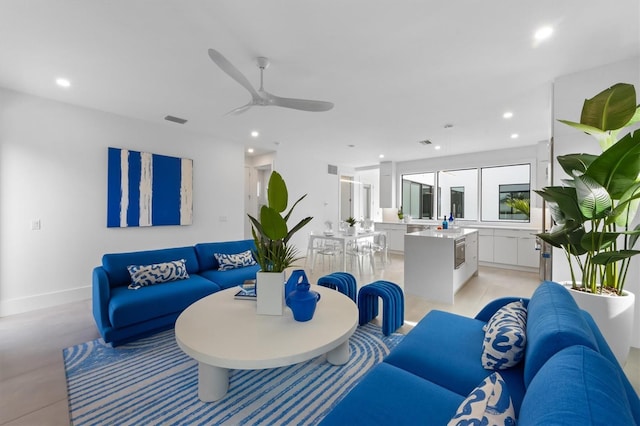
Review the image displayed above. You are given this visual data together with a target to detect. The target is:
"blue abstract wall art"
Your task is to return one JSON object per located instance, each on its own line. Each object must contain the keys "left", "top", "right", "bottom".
{"left": 107, "top": 147, "right": 193, "bottom": 227}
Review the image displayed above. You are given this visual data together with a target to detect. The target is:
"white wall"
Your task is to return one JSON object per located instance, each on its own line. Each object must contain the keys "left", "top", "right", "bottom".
{"left": 552, "top": 56, "right": 640, "bottom": 347}
{"left": 0, "top": 88, "right": 245, "bottom": 316}
{"left": 271, "top": 146, "right": 341, "bottom": 260}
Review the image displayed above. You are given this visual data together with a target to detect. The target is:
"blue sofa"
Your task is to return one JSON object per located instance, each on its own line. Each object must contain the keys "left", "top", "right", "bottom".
{"left": 92, "top": 239, "right": 260, "bottom": 346}
{"left": 321, "top": 281, "right": 640, "bottom": 425}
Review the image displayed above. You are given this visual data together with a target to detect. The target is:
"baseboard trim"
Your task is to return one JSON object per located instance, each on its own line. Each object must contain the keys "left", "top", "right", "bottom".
{"left": 0, "top": 285, "right": 91, "bottom": 317}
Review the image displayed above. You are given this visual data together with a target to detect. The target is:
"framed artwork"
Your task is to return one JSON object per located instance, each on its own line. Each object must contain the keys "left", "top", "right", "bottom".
{"left": 107, "top": 147, "right": 193, "bottom": 227}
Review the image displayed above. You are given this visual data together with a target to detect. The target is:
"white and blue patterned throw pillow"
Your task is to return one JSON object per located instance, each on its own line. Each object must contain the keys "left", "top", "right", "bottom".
{"left": 448, "top": 372, "right": 516, "bottom": 426}
{"left": 481, "top": 300, "right": 527, "bottom": 370}
{"left": 214, "top": 250, "right": 257, "bottom": 271}
{"left": 127, "top": 259, "right": 189, "bottom": 290}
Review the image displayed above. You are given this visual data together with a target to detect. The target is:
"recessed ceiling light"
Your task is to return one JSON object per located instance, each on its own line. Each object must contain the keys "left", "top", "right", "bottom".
{"left": 534, "top": 26, "right": 553, "bottom": 41}
{"left": 379, "top": 154, "right": 385, "bottom": 159}
{"left": 247, "top": 148, "right": 254, "bottom": 153}
{"left": 511, "top": 133, "right": 519, "bottom": 139}
{"left": 56, "top": 78, "right": 71, "bottom": 88}
{"left": 503, "top": 111, "right": 513, "bottom": 119}
{"left": 250, "top": 130, "right": 259, "bottom": 138}
{"left": 348, "top": 144, "right": 356, "bottom": 148}
{"left": 434, "top": 145, "right": 441, "bottom": 150}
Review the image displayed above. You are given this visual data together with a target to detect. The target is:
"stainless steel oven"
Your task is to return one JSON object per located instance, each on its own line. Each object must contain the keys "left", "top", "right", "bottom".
{"left": 454, "top": 237, "right": 465, "bottom": 269}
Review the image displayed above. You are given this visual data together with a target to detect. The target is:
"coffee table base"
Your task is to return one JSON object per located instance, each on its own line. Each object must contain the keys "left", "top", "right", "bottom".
{"left": 198, "top": 363, "right": 229, "bottom": 402}
{"left": 327, "top": 340, "right": 350, "bottom": 365}
{"left": 196, "top": 341, "right": 351, "bottom": 402}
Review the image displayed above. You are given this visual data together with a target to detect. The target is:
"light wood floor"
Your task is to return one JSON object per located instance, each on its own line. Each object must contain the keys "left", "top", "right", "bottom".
{"left": 1, "top": 255, "right": 638, "bottom": 425}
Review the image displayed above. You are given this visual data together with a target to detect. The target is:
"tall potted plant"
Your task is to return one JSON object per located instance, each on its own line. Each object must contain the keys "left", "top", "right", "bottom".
{"left": 248, "top": 171, "right": 312, "bottom": 315}
{"left": 536, "top": 82, "right": 640, "bottom": 363}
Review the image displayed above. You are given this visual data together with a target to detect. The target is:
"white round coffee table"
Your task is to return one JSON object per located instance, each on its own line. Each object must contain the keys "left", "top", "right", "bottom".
{"left": 175, "top": 285, "right": 358, "bottom": 402}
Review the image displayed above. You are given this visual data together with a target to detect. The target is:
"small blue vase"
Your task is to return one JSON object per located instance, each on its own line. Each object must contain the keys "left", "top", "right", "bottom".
{"left": 285, "top": 269, "right": 308, "bottom": 299}
{"left": 286, "top": 282, "right": 321, "bottom": 322}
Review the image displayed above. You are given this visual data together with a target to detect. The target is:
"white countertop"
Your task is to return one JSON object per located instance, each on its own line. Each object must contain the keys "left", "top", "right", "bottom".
{"left": 407, "top": 227, "right": 478, "bottom": 239}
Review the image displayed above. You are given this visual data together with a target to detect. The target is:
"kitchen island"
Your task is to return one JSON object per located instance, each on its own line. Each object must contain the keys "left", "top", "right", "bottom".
{"left": 404, "top": 228, "right": 478, "bottom": 304}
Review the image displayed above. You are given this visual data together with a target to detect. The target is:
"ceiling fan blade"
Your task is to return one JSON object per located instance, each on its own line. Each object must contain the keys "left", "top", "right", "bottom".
{"left": 225, "top": 102, "right": 254, "bottom": 116}
{"left": 208, "top": 48, "right": 261, "bottom": 99}
{"left": 268, "top": 94, "right": 334, "bottom": 112}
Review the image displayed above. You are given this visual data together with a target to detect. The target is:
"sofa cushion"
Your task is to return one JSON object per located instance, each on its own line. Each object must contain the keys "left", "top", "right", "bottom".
{"left": 524, "top": 281, "right": 598, "bottom": 387}
{"left": 213, "top": 250, "right": 256, "bottom": 271}
{"left": 108, "top": 274, "right": 220, "bottom": 328}
{"left": 199, "top": 264, "right": 261, "bottom": 289}
{"left": 481, "top": 300, "right": 527, "bottom": 370}
{"left": 384, "top": 310, "right": 527, "bottom": 416}
{"left": 319, "top": 362, "right": 464, "bottom": 426}
{"left": 127, "top": 259, "right": 189, "bottom": 289}
{"left": 447, "top": 372, "right": 515, "bottom": 426}
{"left": 102, "top": 246, "right": 200, "bottom": 288}
{"left": 519, "top": 345, "right": 636, "bottom": 426}
{"left": 194, "top": 240, "right": 257, "bottom": 271}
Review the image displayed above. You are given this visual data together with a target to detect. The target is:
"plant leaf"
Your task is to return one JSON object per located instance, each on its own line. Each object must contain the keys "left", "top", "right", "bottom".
{"left": 584, "top": 130, "right": 640, "bottom": 199}
{"left": 267, "top": 171, "right": 288, "bottom": 213}
{"left": 284, "top": 216, "right": 314, "bottom": 244}
{"left": 557, "top": 153, "right": 598, "bottom": 176}
{"left": 260, "top": 205, "right": 288, "bottom": 240}
{"left": 629, "top": 224, "right": 640, "bottom": 249}
{"left": 591, "top": 250, "right": 640, "bottom": 265}
{"left": 579, "top": 83, "right": 637, "bottom": 131}
{"left": 535, "top": 187, "right": 583, "bottom": 223}
{"left": 579, "top": 231, "right": 618, "bottom": 252}
{"left": 574, "top": 174, "right": 611, "bottom": 219}
{"left": 609, "top": 182, "right": 640, "bottom": 227}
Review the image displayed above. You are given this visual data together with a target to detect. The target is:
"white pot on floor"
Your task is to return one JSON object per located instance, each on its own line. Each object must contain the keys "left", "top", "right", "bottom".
{"left": 256, "top": 271, "right": 285, "bottom": 316}
{"left": 562, "top": 283, "right": 635, "bottom": 366}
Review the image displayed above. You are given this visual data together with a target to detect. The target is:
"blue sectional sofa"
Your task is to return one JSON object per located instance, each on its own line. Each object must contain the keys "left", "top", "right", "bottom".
{"left": 92, "top": 239, "right": 260, "bottom": 346}
{"left": 321, "top": 281, "right": 640, "bottom": 425}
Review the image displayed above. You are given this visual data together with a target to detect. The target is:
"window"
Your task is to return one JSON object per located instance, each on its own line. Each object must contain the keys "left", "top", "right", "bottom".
{"left": 450, "top": 187, "right": 464, "bottom": 218}
{"left": 401, "top": 173, "right": 435, "bottom": 219}
{"left": 481, "top": 164, "right": 531, "bottom": 222}
{"left": 499, "top": 184, "right": 530, "bottom": 220}
{"left": 438, "top": 169, "right": 478, "bottom": 220}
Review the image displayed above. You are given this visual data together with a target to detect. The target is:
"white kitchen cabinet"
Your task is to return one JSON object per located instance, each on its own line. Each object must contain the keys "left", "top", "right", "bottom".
{"left": 379, "top": 161, "right": 395, "bottom": 208}
{"left": 478, "top": 229, "right": 494, "bottom": 263}
{"left": 374, "top": 222, "right": 406, "bottom": 252}
{"left": 476, "top": 227, "right": 539, "bottom": 270}
{"left": 517, "top": 235, "right": 539, "bottom": 268}
{"left": 493, "top": 234, "right": 518, "bottom": 265}
{"left": 405, "top": 229, "right": 479, "bottom": 304}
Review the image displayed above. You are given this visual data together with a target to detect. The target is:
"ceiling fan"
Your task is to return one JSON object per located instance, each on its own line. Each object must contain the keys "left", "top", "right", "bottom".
{"left": 207, "top": 48, "right": 334, "bottom": 115}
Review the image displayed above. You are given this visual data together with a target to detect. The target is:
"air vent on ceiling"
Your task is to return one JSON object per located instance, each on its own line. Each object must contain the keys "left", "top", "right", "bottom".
{"left": 328, "top": 164, "right": 338, "bottom": 175}
{"left": 164, "top": 115, "right": 188, "bottom": 124}
{"left": 418, "top": 139, "right": 432, "bottom": 145}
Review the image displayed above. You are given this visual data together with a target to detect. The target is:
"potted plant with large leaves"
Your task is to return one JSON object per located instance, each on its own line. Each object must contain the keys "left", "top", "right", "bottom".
{"left": 536, "top": 82, "right": 640, "bottom": 364}
{"left": 248, "top": 171, "right": 313, "bottom": 315}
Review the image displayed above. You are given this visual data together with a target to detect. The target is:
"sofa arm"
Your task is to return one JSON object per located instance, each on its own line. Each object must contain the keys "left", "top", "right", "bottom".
{"left": 92, "top": 266, "right": 112, "bottom": 336}
{"left": 474, "top": 297, "right": 530, "bottom": 322}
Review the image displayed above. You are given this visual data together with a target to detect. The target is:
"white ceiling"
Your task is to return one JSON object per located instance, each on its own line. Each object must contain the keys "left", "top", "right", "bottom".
{"left": 1, "top": 1, "right": 638, "bottom": 168}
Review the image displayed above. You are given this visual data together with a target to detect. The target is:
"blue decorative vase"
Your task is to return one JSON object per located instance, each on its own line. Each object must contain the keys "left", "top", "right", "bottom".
{"left": 285, "top": 269, "right": 308, "bottom": 299}
{"left": 286, "top": 282, "right": 321, "bottom": 322}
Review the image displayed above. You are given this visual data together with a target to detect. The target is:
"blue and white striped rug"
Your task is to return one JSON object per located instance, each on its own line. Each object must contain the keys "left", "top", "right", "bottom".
{"left": 63, "top": 323, "right": 403, "bottom": 425}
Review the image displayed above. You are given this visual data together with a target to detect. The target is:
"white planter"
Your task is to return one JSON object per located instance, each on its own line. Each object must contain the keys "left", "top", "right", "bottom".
{"left": 562, "top": 283, "right": 635, "bottom": 366}
{"left": 256, "top": 271, "right": 285, "bottom": 316}
{"left": 346, "top": 227, "right": 357, "bottom": 236}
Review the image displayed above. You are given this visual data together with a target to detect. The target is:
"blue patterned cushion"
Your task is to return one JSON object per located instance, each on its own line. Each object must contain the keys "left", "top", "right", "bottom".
{"left": 448, "top": 372, "right": 516, "bottom": 426}
{"left": 126, "top": 259, "right": 189, "bottom": 289}
{"left": 214, "top": 250, "right": 257, "bottom": 271}
{"left": 481, "top": 300, "right": 527, "bottom": 370}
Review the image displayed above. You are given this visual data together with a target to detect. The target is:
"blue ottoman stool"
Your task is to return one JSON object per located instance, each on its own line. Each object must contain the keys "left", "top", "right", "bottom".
{"left": 317, "top": 272, "right": 357, "bottom": 302}
{"left": 357, "top": 281, "right": 404, "bottom": 336}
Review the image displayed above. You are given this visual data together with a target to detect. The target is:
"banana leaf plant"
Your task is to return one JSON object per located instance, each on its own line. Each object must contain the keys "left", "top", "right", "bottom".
{"left": 536, "top": 83, "right": 640, "bottom": 295}
{"left": 248, "top": 171, "right": 313, "bottom": 272}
